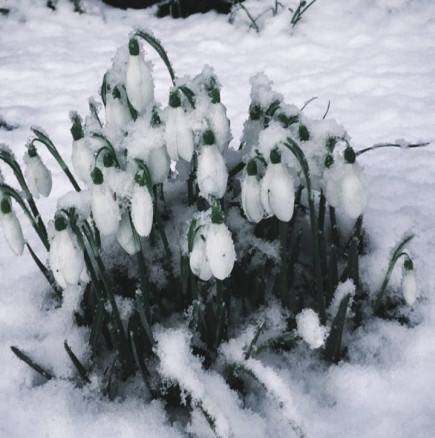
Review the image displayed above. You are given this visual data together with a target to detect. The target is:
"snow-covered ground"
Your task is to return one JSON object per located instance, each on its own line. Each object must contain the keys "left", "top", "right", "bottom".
{"left": 1, "top": 0, "right": 435, "bottom": 436}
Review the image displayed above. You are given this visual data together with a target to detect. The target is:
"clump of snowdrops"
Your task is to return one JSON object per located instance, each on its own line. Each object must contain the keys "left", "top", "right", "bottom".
{"left": 1, "top": 30, "right": 426, "bottom": 437}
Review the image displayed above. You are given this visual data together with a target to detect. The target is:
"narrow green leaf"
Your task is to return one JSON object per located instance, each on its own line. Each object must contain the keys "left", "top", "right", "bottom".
{"left": 89, "top": 299, "right": 105, "bottom": 348}
{"left": 324, "top": 293, "right": 351, "bottom": 363}
{"left": 10, "top": 346, "right": 54, "bottom": 380}
{"left": 64, "top": 340, "right": 90, "bottom": 383}
{"left": 178, "top": 85, "right": 196, "bottom": 109}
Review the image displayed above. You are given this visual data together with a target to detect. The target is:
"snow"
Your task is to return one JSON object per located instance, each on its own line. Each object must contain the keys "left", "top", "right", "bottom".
{"left": 1, "top": 0, "right": 435, "bottom": 437}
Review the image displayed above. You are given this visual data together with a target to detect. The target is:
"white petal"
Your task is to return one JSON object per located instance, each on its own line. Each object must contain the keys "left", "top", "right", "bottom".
{"left": 189, "top": 233, "right": 213, "bottom": 281}
{"left": 197, "top": 144, "right": 228, "bottom": 199}
{"left": 296, "top": 309, "right": 327, "bottom": 350}
{"left": 268, "top": 163, "right": 295, "bottom": 222}
{"left": 241, "top": 174, "right": 264, "bottom": 223}
{"left": 105, "top": 94, "right": 132, "bottom": 127}
{"left": 72, "top": 138, "right": 94, "bottom": 184}
{"left": 0, "top": 213, "right": 24, "bottom": 256}
{"left": 260, "top": 169, "right": 273, "bottom": 216}
{"left": 148, "top": 145, "right": 170, "bottom": 184}
{"left": 402, "top": 268, "right": 418, "bottom": 306}
{"left": 49, "top": 229, "right": 84, "bottom": 287}
{"left": 341, "top": 164, "right": 367, "bottom": 219}
{"left": 205, "top": 223, "right": 236, "bottom": 280}
{"left": 131, "top": 185, "right": 153, "bottom": 237}
{"left": 165, "top": 107, "right": 194, "bottom": 162}
{"left": 116, "top": 212, "right": 139, "bottom": 255}
{"left": 208, "top": 102, "right": 230, "bottom": 153}
{"left": 91, "top": 184, "right": 121, "bottom": 235}
{"left": 28, "top": 155, "right": 52, "bottom": 197}
{"left": 126, "top": 54, "right": 154, "bottom": 114}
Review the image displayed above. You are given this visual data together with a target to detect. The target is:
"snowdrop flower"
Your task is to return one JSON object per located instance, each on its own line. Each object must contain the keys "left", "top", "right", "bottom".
{"left": 164, "top": 91, "right": 194, "bottom": 162}
{"left": 341, "top": 147, "right": 367, "bottom": 219}
{"left": 126, "top": 38, "right": 154, "bottom": 115}
{"left": 0, "top": 197, "right": 24, "bottom": 256}
{"left": 241, "top": 159, "right": 264, "bottom": 223}
{"left": 189, "top": 228, "right": 213, "bottom": 281}
{"left": 116, "top": 211, "right": 139, "bottom": 255}
{"left": 296, "top": 308, "right": 328, "bottom": 350}
{"left": 105, "top": 85, "right": 132, "bottom": 127}
{"left": 49, "top": 213, "right": 85, "bottom": 288}
{"left": 148, "top": 145, "right": 170, "bottom": 184}
{"left": 260, "top": 148, "right": 295, "bottom": 222}
{"left": 131, "top": 172, "right": 153, "bottom": 237}
{"left": 197, "top": 130, "right": 228, "bottom": 200}
{"left": 24, "top": 145, "right": 52, "bottom": 198}
{"left": 205, "top": 203, "right": 236, "bottom": 280}
{"left": 90, "top": 167, "right": 121, "bottom": 235}
{"left": 207, "top": 87, "right": 230, "bottom": 153}
{"left": 402, "top": 258, "right": 418, "bottom": 306}
{"left": 70, "top": 114, "right": 94, "bottom": 184}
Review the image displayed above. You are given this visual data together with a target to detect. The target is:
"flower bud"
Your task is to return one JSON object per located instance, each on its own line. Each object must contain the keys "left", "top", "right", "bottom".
{"left": 197, "top": 131, "right": 228, "bottom": 200}
{"left": 131, "top": 184, "right": 153, "bottom": 237}
{"left": 105, "top": 86, "right": 132, "bottom": 127}
{"left": 91, "top": 179, "right": 121, "bottom": 235}
{"left": 0, "top": 198, "right": 24, "bottom": 256}
{"left": 402, "top": 258, "right": 417, "bottom": 306}
{"left": 165, "top": 103, "right": 194, "bottom": 162}
{"left": 24, "top": 146, "right": 52, "bottom": 198}
{"left": 260, "top": 149, "right": 295, "bottom": 222}
{"left": 241, "top": 160, "right": 264, "bottom": 223}
{"left": 207, "top": 99, "right": 231, "bottom": 153}
{"left": 49, "top": 219, "right": 85, "bottom": 288}
{"left": 341, "top": 162, "right": 367, "bottom": 219}
{"left": 126, "top": 38, "right": 154, "bottom": 114}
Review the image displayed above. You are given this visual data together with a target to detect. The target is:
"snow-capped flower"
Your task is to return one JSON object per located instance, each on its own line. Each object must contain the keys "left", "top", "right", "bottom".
{"left": 402, "top": 258, "right": 418, "bottom": 306}
{"left": 207, "top": 87, "right": 230, "bottom": 153}
{"left": 126, "top": 37, "right": 154, "bottom": 115}
{"left": 241, "top": 159, "right": 264, "bottom": 223}
{"left": 24, "top": 146, "right": 52, "bottom": 198}
{"left": 296, "top": 308, "right": 328, "bottom": 350}
{"left": 164, "top": 91, "right": 194, "bottom": 162}
{"left": 340, "top": 147, "right": 367, "bottom": 219}
{"left": 116, "top": 211, "right": 139, "bottom": 255}
{"left": 70, "top": 114, "right": 94, "bottom": 184}
{"left": 260, "top": 148, "right": 295, "bottom": 222}
{"left": 189, "top": 228, "right": 213, "bottom": 281}
{"left": 105, "top": 85, "right": 132, "bottom": 127}
{"left": 131, "top": 174, "right": 153, "bottom": 237}
{"left": 205, "top": 204, "right": 236, "bottom": 280}
{"left": 90, "top": 167, "right": 121, "bottom": 235}
{"left": 197, "top": 130, "right": 228, "bottom": 200}
{"left": 49, "top": 213, "right": 85, "bottom": 288}
{"left": 0, "top": 197, "right": 24, "bottom": 256}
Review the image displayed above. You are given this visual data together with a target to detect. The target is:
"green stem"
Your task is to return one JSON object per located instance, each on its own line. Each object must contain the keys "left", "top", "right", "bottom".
{"left": 279, "top": 220, "right": 289, "bottom": 308}
{"left": 356, "top": 141, "right": 429, "bottom": 156}
{"left": 284, "top": 138, "right": 325, "bottom": 323}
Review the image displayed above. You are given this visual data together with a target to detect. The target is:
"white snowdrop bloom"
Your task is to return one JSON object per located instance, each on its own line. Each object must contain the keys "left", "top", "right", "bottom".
{"left": 0, "top": 198, "right": 24, "bottom": 256}
{"left": 116, "top": 211, "right": 139, "bottom": 255}
{"left": 189, "top": 230, "right": 213, "bottom": 281}
{"left": 131, "top": 183, "right": 153, "bottom": 237}
{"left": 24, "top": 147, "right": 52, "bottom": 198}
{"left": 49, "top": 215, "right": 84, "bottom": 288}
{"left": 90, "top": 168, "right": 121, "bottom": 235}
{"left": 164, "top": 92, "right": 194, "bottom": 162}
{"left": 126, "top": 38, "right": 154, "bottom": 114}
{"left": 322, "top": 157, "right": 341, "bottom": 209}
{"left": 241, "top": 160, "right": 264, "bottom": 223}
{"left": 70, "top": 113, "right": 94, "bottom": 184}
{"left": 105, "top": 86, "right": 132, "bottom": 127}
{"left": 402, "top": 259, "right": 418, "bottom": 306}
{"left": 296, "top": 308, "right": 327, "bottom": 350}
{"left": 197, "top": 130, "right": 228, "bottom": 200}
{"left": 207, "top": 97, "right": 230, "bottom": 153}
{"left": 148, "top": 145, "right": 170, "bottom": 184}
{"left": 205, "top": 207, "right": 236, "bottom": 280}
{"left": 340, "top": 148, "right": 367, "bottom": 219}
{"left": 260, "top": 149, "right": 295, "bottom": 222}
